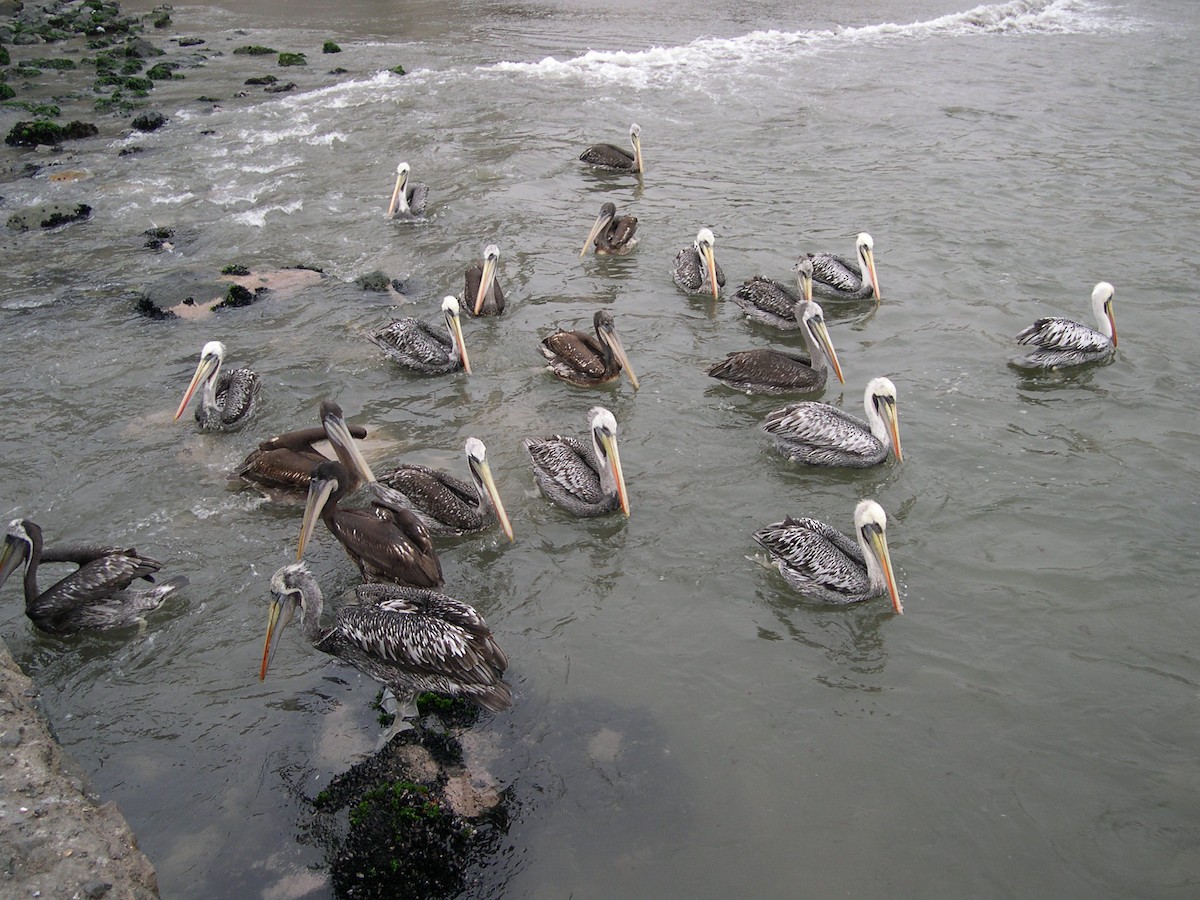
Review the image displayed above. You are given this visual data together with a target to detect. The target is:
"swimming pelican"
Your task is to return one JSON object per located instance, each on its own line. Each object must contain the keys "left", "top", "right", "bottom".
{"left": 753, "top": 499, "right": 902, "bottom": 613}
{"left": 539, "top": 310, "right": 640, "bottom": 390}
{"left": 708, "top": 299, "right": 845, "bottom": 395}
{"left": 463, "top": 244, "right": 505, "bottom": 317}
{"left": 386, "top": 161, "right": 428, "bottom": 220}
{"left": 260, "top": 562, "right": 511, "bottom": 717}
{"left": 580, "top": 122, "right": 644, "bottom": 175}
{"left": 807, "top": 233, "right": 880, "bottom": 303}
{"left": 298, "top": 460, "right": 444, "bottom": 588}
{"left": 762, "top": 376, "right": 902, "bottom": 467}
{"left": 0, "top": 519, "right": 188, "bottom": 635}
{"left": 580, "top": 202, "right": 638, "bottom": 256}
{"left": 369, "top": 296, "right": 472, "bottom": 375}
{"left": 375, "top": 438, "right": 514, "bottom": 540}
{"left": 673, "top": 227, "right": 725, "bottom": 300}
{"left": 234, "top": 400, "right": 369, "bottom": 497}
{"left": 1012, "top": 281, "right": 1118, "bottom": 369}
{"left": 524, "top": 406, "right": 630, "bottom": 518}
{"left": 733, "top": 258, "right": 814, "bottom": 330}
{"left": 174, "top": 340, "right": 260, "bottom": 431}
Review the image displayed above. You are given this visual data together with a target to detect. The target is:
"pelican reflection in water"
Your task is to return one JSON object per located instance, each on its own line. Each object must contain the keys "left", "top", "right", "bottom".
{"left": 539, "top": 310, "right": 640, "bottom": 390}
{"left": 174, "top": 340, "right": 260, "bottom": 432}
{"left": 524, "top": 406, "right": 630, "bottom": 518}
{"left": 580, "top": 122, "right": 644, "bottom": 175}
{"left": 1012, "top": 281, "right": 1117, "bottom": 370}
{"left": 763, "top": 376, "right": 902, "bottom": 467}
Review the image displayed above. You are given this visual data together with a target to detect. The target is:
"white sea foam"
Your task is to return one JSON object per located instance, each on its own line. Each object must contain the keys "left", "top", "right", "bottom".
{"left": 227, "top": 199, "right": 304, "bottom": 227}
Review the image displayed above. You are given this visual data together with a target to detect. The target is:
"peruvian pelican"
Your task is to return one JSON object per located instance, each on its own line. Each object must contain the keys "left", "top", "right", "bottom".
{"left": 174, "top": 340, "right": 260, "bottom": 431}
{"left": 672, "top": 228, "right": 725, "bottom": 300}
{"left": 234, "top": 400, "right": 369, "bottom": 497}
{"left": 463, "top": 244, "right": 505, "bottom": 317}
{"left": 260, "top": 562, "right": 511, "bottom": 718}
{"left": 733, "top": 258, "right": 814, "bottom": 330}
{"left": 580, "top": 122, "right": 644, "bottom": 175}
{"left": 1012, "top": 281, "right": 1117, "bottom": 369}
{"left": 707, "top": 298, "right": 844, "bottom": 395}
{"left": 762, "top": 376, "right": 902, "bottom": 467}
{"left": 0, "top": 519, "right": 187, "bottom": 635}
{"left": 386, "top": 161, "right": 428, "bottom": 220}
{"left": 524, "top": 406, "right": 630, "bottom": 518}
{"left": 754, "top": 499, "right": 902, "bottom": 613}
{"left": 580, "top": 202, "right": 638, "bottom": 256}
{"left": 539, "top": 310, "right": 640, "bottom": 390}
{"left": 808, "top": 233, "right": 881, "bottom": 303}
{"left": 369, "top": 296, "right": 472, "bottom": 375}
{"left": 376, "top": 437, "right": 514, "bottom": 540}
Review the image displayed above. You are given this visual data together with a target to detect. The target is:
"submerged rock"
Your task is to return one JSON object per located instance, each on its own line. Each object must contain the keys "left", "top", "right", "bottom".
{"left": 131, "top": 111, "right": 167, "bottom": 132}
{"left": 5, "top": 120, "right": 100, "bottom": 147}
{"left": 7, "top": 203, "right": 93, "bottom": 231}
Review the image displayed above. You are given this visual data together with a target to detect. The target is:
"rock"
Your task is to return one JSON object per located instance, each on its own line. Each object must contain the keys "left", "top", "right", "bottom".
{"left": 131, "top": 111, "right": 167, "bottom": 132}
{"left": 277, "top": 52, "right": 306, "bottom": 67}
{"left": 5, "top": 120, "right": 100, "bottom": 147}
{"left": 6, "top": 203, "right": 92, "bottom": 231}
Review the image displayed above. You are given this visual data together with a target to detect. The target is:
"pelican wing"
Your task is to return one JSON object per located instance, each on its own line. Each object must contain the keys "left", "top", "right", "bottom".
{"left": 379, "top": 465, "right": 480, "bottom": 532}
{"left": 602, "top": 215, "right": 639, "bottom": 251}
{"left": 733, "top": 277, "right": 802, "bottom": 323}
{"left": 213, "top": 367, "right": 260, "bottom": 426}
{"left": 369, "top": 319, "right": 449, "bottom": 367}
{"left": 31, "top": 550, "right": 162, "bottom": 622}
{"left": 540, "top": 329, "right": 607, "bottom": 379}
{"left": 707, "top": 349, "right": 819, "bottom": 393}
{"left": 807, "top": 253, "right": 863, "bottom": 293}
{"left": 754, "top": 519, "right": 870, "bottom": 597}
{"left": 1016, "top": 317, "right": 1108, "bottom": 353}
{"left": 762, "top": 403, "right": 880, "bottom": 463}
{"left": 580, "top": 143, "right": 634, "bottom": 169}
{"left": 525, "top": 435, "right": 604, "bottom": 504}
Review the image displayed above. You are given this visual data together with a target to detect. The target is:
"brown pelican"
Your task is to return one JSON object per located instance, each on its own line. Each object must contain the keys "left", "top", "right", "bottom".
{"left": 763, "top": 376, "right": 902, "bottom": 467}
{"left": 386, "top": 161, "right": 428, "bottom": 220}
{"left": 753, "top": 499, "right": 902, "bottom": 613}
{"left": 174, "top": 340, "right": 260, "bottom": 432}
{"left": 733, "top": 258, "right": 814, "bottom": 330}
{"left": 0, "top": 519, "right": 187, "bottom": 635}
{"left": 298, "top": 460, "right": 444, "bottom": 588}
{"left": 808, "top": 233, "right": 881, "bottom": 303}
{"left": 1013, "top": 281, "right": 1117, "bottom": 369}
{"left": 524, "top": 406, "right": 630, "bottom": 518}
{"left": 672, "top": 228, "right": 725, "bottom": 300}
{"left": 260, "top": 562, "right": 511, "bottom": 718}
{"left": 580, "top": 122, "right": 644, "bottom": 175}
{"left": 539, "top": 310, "right": 640, "bottom": 391}
{"left": 369, "top": 296, "right": 472, "bottom": 375}
{"left": 580, "top": 202, "right": 638, "bottom": 256}
{"left": 234, "top": 400, "right": 369, "bottom": 496}
{"left": 707, "top": 299, "right": 845, "bottom": 395}
{"left": 463, "top": 244, "right": 505, "bottom": 317}
{"left": 375, "top": 438, "right": 514, "bottom": 540}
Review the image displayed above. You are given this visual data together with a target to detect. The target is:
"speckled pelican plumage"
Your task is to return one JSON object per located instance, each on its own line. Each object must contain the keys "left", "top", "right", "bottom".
{"left": 733, "top": 258, "right": 814, "bottom": 330}
{"left": 524, "top": 406, "right": 630, "bottom": 518}
{"left": 260, "top": 562, "right": 512, "bottom": 714}
{"left": 369, "top": 296, "right": 472, "bottom": 375}
{"left": 0, "top": 519, "right": 187, "bottom": 635}
{"left": 539, "top": 310, "right": 640, "bottom": 390}
{"left": 807, "top": 233, "right": 881, "bottom": 303}
{"left": 234, "top": 400, "right": 369, "bottom": 496}
{"left": 580, "top": 122, "right": 644, "bottom": 175}
{"left": 1013, "top": 281, "right": 1118, "bottom": 369}
{"left": 762, "top": 376, "right": 902, "bottom": 467}
{"left": 386, "top": 161, "right": 428, "bottom": 220}
{"left": 753, "top": 499, "right": 902, "bottom": 613}
{"left": 463, "top": 244, "right": 505, "bottom": 316}
{"left": 580, "top": 202, "right": 638, "bottom": 256}
{"left": 707, "top": 299, "right": 845, "bottom": 395}
{"left": 375, "top": 438, "right": 514, "bottom": 540}
{"left": 174, "top": 340, "right": 260, "bottom": 432}
{"left": 298, "top": 460, "right": 444, "bottom": 588}
{"left": 673, "top": 227, "right": 725, "bottom": 300}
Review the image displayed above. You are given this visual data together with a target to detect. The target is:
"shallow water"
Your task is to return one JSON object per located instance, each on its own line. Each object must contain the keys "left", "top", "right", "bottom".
{"left": 2, "top": 0, "right": 1199, "bottom": 896}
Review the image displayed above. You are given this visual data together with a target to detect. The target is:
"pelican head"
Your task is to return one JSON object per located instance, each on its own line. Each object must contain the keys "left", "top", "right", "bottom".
{"left": 695, "top": 227, "right": 720, "bottom": 300}
{"left": 800, "top": 300, "right": 845, "bottom": 385}
{"left": 296, "top": 460, "right": 349, "bottom": 560}
{"left": 465, "top": 437, "right": 514, "bottom": 541}
{"left": 174, "top": 340, "right": 225, "bottom": 420}
{"left": 319, "top": 400, "right": 376, "bottom": 484}
{"left": 793, "top": 257, "right": 814, "bottom": 305}
{"left": 589, "top": 406, "right": 630, "bottom": 517}
{"left": 441, "top": 295, "right": 472, "bottom": 374}
{"left": 595, "top": 309, "right": 640, "bottom": 391}
{"left": 473, "top": 245, "right": 500, "bottom": 316}
{"left": 0, "top": 518, "right": 34, "bottom": 588}
{"left": 856, "top": 232, "right": 881, "bottom": 303}
{"left": 387, "top": 161, "right": 412, "bottom": 216}
{"left": 1091, "top": 281, "right": 1117, "bottom": 346}
{"left": 629, "top": 123, "right": 644, "bottom": 174}
{"left": 854, "top": 499, "right": 902, "bottom": 614}
{"left": 260, "top": 562, "right": 319, "bottom": 680}
{"left": 865, "top": 376, "right": 902, "bottom": 462}
{"left": 581, "top": 202, "right": 617, "bottom": 257}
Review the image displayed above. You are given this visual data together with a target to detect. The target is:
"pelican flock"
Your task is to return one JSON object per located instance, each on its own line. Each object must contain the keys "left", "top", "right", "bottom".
{"left": 1013, "top": 281, "right": 1118, "bottom": 369}
{"left": 174, "top": 340, "right": 260, "bottom": 431}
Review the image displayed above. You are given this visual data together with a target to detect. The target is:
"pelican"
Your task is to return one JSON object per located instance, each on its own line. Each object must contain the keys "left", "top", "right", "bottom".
{"left": 369, "top": 296, "right": 472, "bottom": 375}
{"left": 298, "top": 460, "right": 444, "bottom": 588}
{"left": 580, "top": 202, "right": 638, "bottom": 256}
{"left": 539, "top": 310, "right": 640, "bottom": 391}
{"left": 0, "top": 519, "right": 187, "bottom": 635}
{"left": 260, "top": 562, "right": 511, "bottom": 718}
{"left": 1013, "top": 281, "right": 1118, "bottom": 369}
{"left": 580, "top": 122, "right": 644, "bottom": 175}
{"left": 463, "top": 244, "right": 505, "bottom": 317}
{"left": 762, "top": 376, "right": 902, "bottom": 467}
{"left": 386, "top": 161, "right": 428, "bottom": 220}
{"left": 234, "top": 400, "right": 369, "bottom": 496}
{"left": 808, "top": 233, "right": 881, "bottom": 303}
{"left": 753, "top": 500, "right": 902, "bottom": 613}
{"left": 733, "top": 258, "right": 814, "bottom": 330}
{"left": 174, "top": 340, "right": 260, "bottom": 431}
{"left": 672, "top": 227, "right": 725, "bottom": 300}
{"left": 376, "top": 437, "right": 514, "bottom": 540}
{"left": 707, "top": 299, "right": 845, "bottom": 395}
{"left": 524, "top": 406, "right": 630, "bottom": 518}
